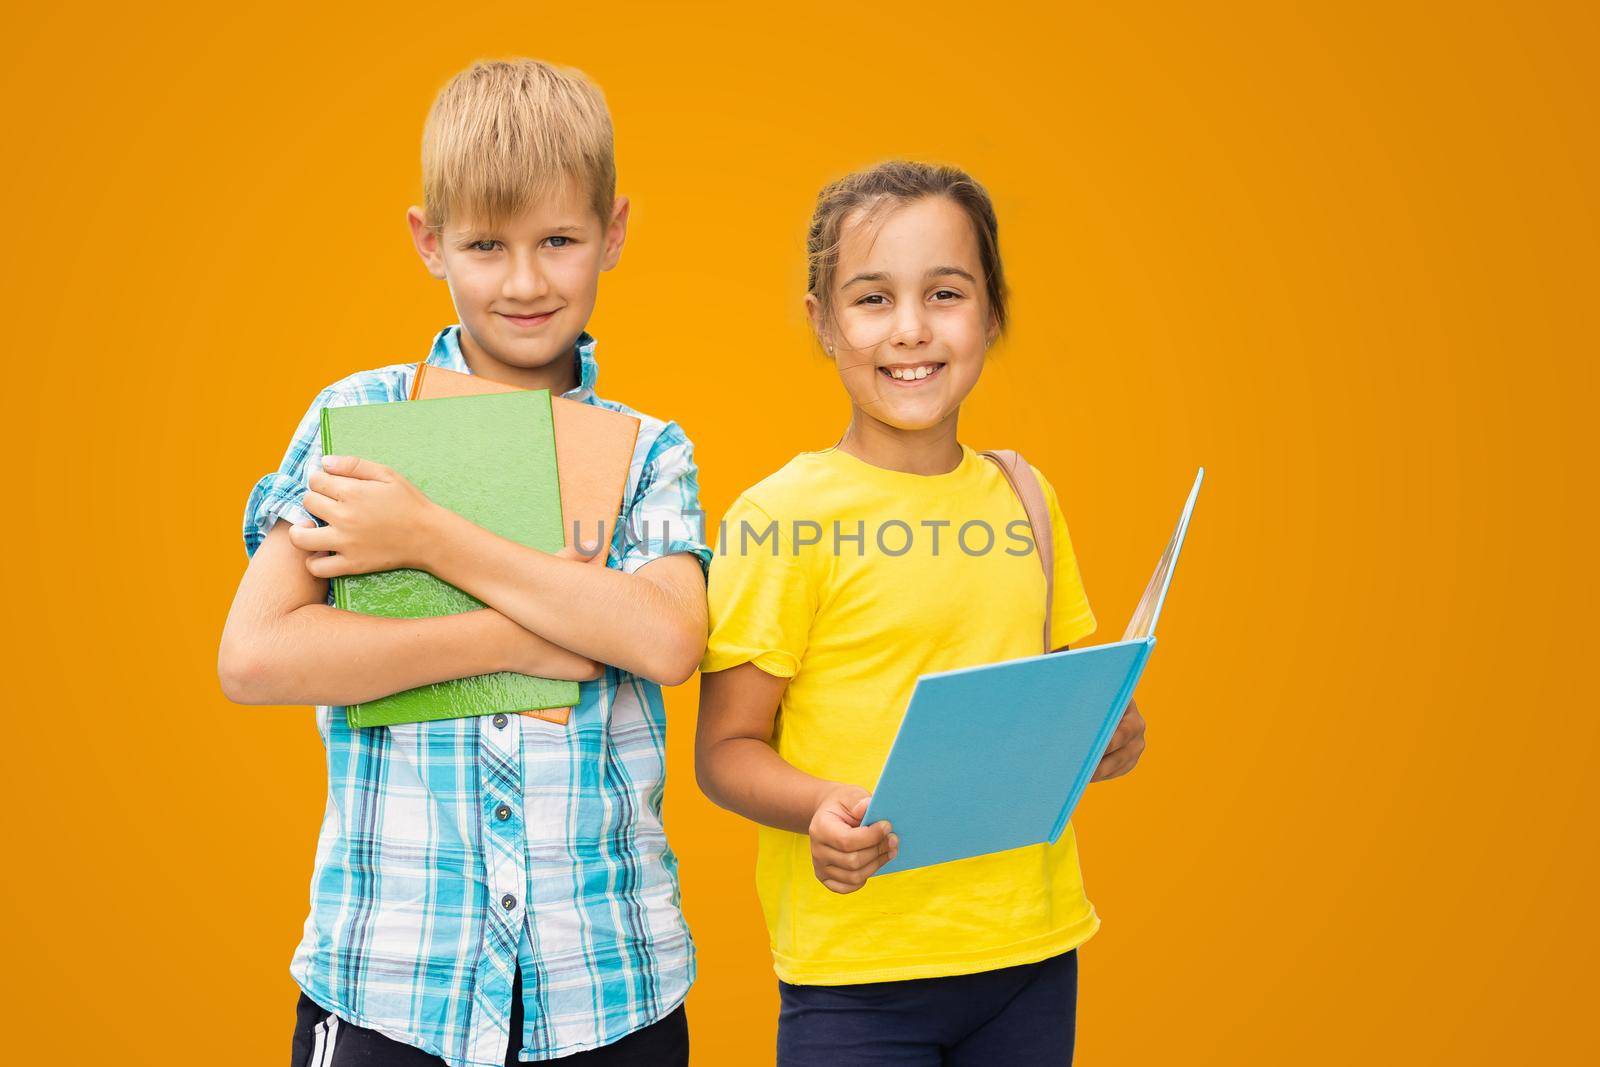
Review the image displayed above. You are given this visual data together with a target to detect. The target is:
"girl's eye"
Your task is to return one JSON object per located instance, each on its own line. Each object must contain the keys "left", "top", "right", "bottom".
{"left": 931, "top": 289, "right": 962, "bottom": 301}
{"left": 857, "top": 294, "right": 889, "bottom": 306}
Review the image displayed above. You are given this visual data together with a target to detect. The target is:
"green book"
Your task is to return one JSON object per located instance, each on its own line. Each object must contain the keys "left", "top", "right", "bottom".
{"left": 318, "top": 389, "right": 579, "bottom": 728}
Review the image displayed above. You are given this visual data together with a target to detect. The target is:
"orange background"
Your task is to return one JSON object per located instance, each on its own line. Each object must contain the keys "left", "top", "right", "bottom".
{"left": 2, "top": 2, "right": 1594, "bottom": 1063}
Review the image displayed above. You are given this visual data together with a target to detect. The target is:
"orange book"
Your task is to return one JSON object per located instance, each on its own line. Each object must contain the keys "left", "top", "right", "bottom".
{"left": 412, "top": 363, "right": 641, "bottom": 725}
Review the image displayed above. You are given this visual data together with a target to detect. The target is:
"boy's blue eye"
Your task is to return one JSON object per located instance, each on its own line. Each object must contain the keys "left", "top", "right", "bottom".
{"left": 547, "top": 235, "right": 573, "bottom": 248}
{"left": 470, "top": 240, "right": 499, "bottom": 252}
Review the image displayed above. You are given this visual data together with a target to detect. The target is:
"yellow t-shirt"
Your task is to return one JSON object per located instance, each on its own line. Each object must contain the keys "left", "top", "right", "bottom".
{"left": 701, "top": 443, "right": 1101, "bottom": 985}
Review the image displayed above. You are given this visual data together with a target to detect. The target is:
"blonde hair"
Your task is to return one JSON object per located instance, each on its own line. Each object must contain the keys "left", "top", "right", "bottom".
{"left": 806, "top": 160, "right": 1008, "bottom": 336}
{"left": 421, "top": 59, "right": 616, "bottom": 231}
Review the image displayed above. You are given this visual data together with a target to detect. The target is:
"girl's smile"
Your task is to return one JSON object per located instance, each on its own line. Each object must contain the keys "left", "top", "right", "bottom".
{"left": 878, "top": 361, "right": 947, "bottom": 385}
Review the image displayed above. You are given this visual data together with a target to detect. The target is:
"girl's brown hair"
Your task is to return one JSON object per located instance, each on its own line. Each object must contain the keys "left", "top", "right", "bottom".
{"left": 806, "top": 160, "right": 1009, "bottom": 340}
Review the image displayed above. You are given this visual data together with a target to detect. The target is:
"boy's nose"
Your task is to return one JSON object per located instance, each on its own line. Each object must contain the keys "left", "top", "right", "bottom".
{"left": 503, "top": 253, "right": 552, "bottom": 302}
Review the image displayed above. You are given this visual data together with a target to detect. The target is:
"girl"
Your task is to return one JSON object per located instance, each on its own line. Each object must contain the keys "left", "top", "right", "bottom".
{"left": 696, "top": 161, "right": 1147, "bottom": 1065}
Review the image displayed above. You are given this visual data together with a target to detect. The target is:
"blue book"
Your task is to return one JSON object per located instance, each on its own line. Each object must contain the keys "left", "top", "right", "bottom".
{"left": 863, "top": 469, "right": 1204, "bottom": 874}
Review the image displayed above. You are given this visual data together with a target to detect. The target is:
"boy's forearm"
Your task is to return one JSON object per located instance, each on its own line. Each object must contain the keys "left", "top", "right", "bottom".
{"left": 419, "top": 506, "right": 702, "bottom": 682}
{"left": 222, "top": 605, "right": 588, "bottom": 708}
{"left": 698, "top": 736, "right": 835, "bottom": 835}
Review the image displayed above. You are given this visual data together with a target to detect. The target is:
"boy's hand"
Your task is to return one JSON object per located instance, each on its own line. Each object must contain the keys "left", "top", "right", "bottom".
{"left": 1091, "top": 700, "right": 1147, "bottom": 782}
{"left": 291, "top": 455, "right": 442, "bottom": 577}
{"left": 809, "top": 784, "right": 898, "bottom": 894}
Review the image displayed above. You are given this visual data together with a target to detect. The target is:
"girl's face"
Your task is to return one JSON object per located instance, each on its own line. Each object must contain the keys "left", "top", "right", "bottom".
{"left": 809, "top": 195, "right": 998, "bottom": 433}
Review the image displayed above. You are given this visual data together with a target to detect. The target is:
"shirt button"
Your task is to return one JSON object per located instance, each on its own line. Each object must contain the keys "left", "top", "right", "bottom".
{"left": 495, "top": 804, "right": 512, "bottom": 821}
{"left": 492, "top": 714, "right": 509, "bottom": 729}
{"left": 501, "top": 894, "right": 517, "bottom": 911}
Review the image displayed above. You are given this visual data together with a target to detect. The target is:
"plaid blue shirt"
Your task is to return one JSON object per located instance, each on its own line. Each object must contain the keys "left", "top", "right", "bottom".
{"left": 243, "top": 326, "right": 710, "bottom": 1065}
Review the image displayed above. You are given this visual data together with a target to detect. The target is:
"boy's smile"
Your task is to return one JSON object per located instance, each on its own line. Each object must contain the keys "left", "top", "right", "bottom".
{"left": 498, "top": 308, "right": 562, "bottom": 329}
{"left": 408, "top": 176, "right": 629, "bottom": 392}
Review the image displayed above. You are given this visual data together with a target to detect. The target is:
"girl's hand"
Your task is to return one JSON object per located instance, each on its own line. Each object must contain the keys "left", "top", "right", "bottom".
{"left": 1091, "top": 700, "right": 1147, "bottom": 781}
{"left": 809, "top": 784, "right": 898, "bottom": 894}
{"left": 290, "top": 455, "right": 443, "bottom": 578}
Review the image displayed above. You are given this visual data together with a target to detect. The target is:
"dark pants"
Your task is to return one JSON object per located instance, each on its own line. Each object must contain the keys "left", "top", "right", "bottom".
{"left": 777, "top": 950, "right": 1077, "bottom": 1066}
{"left": 291, "top": 968, "right": 689, "bottom": 1066}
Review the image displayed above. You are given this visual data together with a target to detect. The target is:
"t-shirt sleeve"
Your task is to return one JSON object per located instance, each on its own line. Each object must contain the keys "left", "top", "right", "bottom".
{"left": 241, "top": 386, "right": 335, "bottom": 558}
{"left": 1039, "top": 474, "right": 1097, "bottom": 648}
{"left": 700, "top": 495, "right": 815, "bottom": 679}
{"left": 617, "top": 420, "right": 715, "bottom": 578}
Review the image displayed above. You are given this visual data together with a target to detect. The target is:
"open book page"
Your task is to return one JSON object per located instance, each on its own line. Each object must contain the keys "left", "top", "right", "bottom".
{"left": 1122, "top": 469, "right": 1205, "bottom": 641}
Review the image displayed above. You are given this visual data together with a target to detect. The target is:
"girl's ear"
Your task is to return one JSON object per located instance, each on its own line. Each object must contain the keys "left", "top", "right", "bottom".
{"left": 804, "top": 293, "right": 834, "bottom": 356}
{"left": 406, "top": 206, "right": 447, "bottom": 280}
{"left": 984, "top": 308, "right": 1001, "bottom": 349}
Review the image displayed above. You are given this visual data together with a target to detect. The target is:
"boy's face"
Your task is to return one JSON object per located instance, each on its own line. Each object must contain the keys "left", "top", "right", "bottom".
{"left": 407, "top": 177, "right": 628, "bottom": 380}
{"left": 808, "top": 195, "right": 998, "bottom": 433}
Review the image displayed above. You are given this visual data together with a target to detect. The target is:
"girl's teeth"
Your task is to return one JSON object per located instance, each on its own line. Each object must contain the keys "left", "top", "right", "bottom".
{"left": 887, "top": 364, "right": 940, "bottom": 380}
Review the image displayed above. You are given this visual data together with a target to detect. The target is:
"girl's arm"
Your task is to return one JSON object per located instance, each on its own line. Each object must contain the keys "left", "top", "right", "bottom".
{"left": 218, "top": 520, "right": 601, "bottom": 708}
{"left": 1092, "top": 699, "right": 1147, "bottom": 780}
{"left": 697, "top": 661, "right": 898, "bottom": 893}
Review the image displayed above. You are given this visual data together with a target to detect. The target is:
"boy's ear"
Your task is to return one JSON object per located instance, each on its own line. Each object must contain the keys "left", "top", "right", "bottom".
{"left": 599, "top": 195, "right": 630, "bottom": 272}
{"left": 406, "top": 206, "right": 447, "bottom": 279}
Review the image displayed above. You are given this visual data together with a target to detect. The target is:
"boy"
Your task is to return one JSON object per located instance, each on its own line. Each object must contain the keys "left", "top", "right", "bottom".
{"left": 219, "top": 59, "right": 706, "bottom": 1066}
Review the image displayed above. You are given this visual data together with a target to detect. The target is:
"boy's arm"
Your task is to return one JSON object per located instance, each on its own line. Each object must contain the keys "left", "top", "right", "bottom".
{"left": 218, "top": 519, "right": 602, "bottom": 707}
{"left": 696, "top": 662, "right": 897, "bottom": 894}
{"left": 294, "top": 452, "right": 709, "bottom": 686}
{"left": 413, "top": 511, "right": 707, "bottom": 686}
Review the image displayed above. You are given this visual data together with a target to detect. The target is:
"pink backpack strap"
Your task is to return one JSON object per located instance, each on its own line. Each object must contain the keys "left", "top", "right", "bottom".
{"left": 981, "top": 449, "right": 1055, "bottom": 652}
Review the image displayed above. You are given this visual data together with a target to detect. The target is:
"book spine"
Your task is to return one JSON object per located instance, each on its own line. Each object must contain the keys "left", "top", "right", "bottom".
{"left": 1047, "top": 638, "right": 1156, "bottom": 844}
{"left": 317, "top": 407, "right": 348, "bottom": 614}
{"left": 320, "top": 406, "right": 365, "bottom": 729}
{"left": 537, "top": 390, "right": 564, "bottom": 549}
